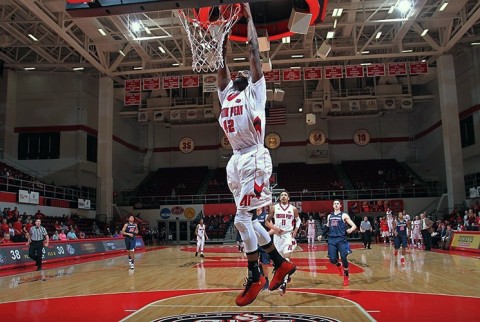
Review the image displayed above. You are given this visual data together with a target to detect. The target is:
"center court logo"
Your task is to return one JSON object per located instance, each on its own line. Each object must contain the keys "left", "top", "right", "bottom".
{"left": 152, "top": 312, "right": 339, "bottom": 322}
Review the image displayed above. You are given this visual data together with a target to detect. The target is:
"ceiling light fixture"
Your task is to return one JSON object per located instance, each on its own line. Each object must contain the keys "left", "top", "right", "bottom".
{"left": 97, "top": 28, "right": 107, "bottom": 36}
{"left": 471, "top": 42, "right": 480, "bottom": 46}
{"left": 172, "top": 63, "right": 180, "bottom": 66}
{"left": 158, "top": 46, "right": 166, "bottom": 54}
{"left": 326, "top": 31, "right": 335, "bottom": 39}
{"left": 376, "top": 32, "right": 382, "bottom": 39}
{"left": 333, "top": 19, "right": 337, "bottom": 29}
{"left": 361, "top": 51, "right": 370, "bottom": 54}
{"left": 332, "top": 8, "right": 343, "bottom": 17}
{"left": 144, "top": 26, "right": 152, "bottom": 35}
{"left": 233, "top": 57, "right": 246, "bottom": 61}
{"left": 119, "top": 50, "right": 126, "bottom": 56}
{"left": 421, "top": 29, "right": 429, "bottom": 37}
{"left": 397, "top": 0, "right": 412, "bottom": 14}
{"left": 24, "top": 67, "right": 36, "bottom": 71}
{"left": 73, "top": 67, "right": 84, "bottom": 71}
{"left": 133, "top": 66, "right": 143, "bottom": 70}
{"left": 388, "top": 6, "right": 395, "bottom": 14}
{"left": 291, "top": 54, "right": 304, "bottom": 58}
{"left": 361, "top": 63, "right": 371, "bottom": 66}
{"left": 28, "top": 34, "right": 38, "bottom": 41}
{"left": 282, "top": 37, "right": 290, "bottom": 44}
{"left": 439, "top": 2, "right": 448, "bottom": 12}
{"left": 402, "top": 49, "right": 413, "bottom": 53}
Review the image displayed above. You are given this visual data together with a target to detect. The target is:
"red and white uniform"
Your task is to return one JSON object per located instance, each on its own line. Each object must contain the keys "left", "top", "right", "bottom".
{"left": 218, "top": 77, "right": 271, "bottom": 211}
{"left": 411, "top": 219, "right": 422, "bottom": 240}
{"left": 307, "top": 219, "right": 316, "bottom": 244}
{"left": 273, "top": 203, "right": 297, "bottom": 256}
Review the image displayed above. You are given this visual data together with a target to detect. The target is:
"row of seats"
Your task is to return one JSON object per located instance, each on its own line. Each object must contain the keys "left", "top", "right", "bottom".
{"left": 134, "top": 160, "right": 422, "bottom": 197}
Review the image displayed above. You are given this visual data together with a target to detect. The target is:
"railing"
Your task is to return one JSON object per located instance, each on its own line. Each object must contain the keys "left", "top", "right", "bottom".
{"left": 0, "top": 176, "right": 96, "bottom": 209}
{"left": 116, "top": 186, "right": 443, "bottom": 208}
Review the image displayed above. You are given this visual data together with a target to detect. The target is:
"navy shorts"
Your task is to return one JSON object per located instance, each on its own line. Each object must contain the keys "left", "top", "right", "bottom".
{"left": 258, "top": 246, "right": 270, "bottom": 265}
{"left": 125, "top": 237, "right": 136, "bottom": 251}
{"left": 394, "top": 235, "right": 408, "bottom": 249}
{"left": 327, "top": 238, "right": 349, "bottom": 261}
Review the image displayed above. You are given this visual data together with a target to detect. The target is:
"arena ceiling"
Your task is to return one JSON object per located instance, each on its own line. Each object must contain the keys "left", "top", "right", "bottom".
{"left": 0, "top": 0, "right": 479, "bottom": 82}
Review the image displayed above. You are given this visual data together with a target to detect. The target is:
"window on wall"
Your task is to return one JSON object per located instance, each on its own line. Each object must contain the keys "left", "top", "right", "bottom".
{"left": 18, "top": 132, "right": 60, "bottom": 160}
{"left": 87, "top": 134, "right": 97, "bottom": 163}
{"left": 460, "top": 116, "right": 475, "bottom": 148}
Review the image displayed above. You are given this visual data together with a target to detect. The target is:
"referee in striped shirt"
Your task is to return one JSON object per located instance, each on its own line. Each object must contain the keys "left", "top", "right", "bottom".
{"left": 25, "top": 219, "right": 49, "bottom": 271}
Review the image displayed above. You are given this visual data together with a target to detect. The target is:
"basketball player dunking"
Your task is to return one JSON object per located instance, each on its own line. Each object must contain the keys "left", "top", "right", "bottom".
{"left": 121, "top": 215, "right": 139, "bottom": 270}
{"left": 216, "top": 3, "right": 296, "bottom": 307}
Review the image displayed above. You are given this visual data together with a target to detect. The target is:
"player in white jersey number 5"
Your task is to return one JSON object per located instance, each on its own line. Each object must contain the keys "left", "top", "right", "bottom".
{"left": 216, "top": 3, "right": 296, "bottom": 307}
{"left": 266, "top": 191, "right": 300, "bottom": 295}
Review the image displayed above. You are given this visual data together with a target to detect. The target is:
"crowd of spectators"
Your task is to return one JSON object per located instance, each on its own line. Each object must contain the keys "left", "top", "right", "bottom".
{"left": 0, "top": 207, "right": 105, "bottom": 244}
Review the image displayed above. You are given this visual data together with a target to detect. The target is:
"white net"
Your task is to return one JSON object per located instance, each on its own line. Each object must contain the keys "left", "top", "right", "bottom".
{"left": 178, "top": 5, "right": 242, "bottom": 73}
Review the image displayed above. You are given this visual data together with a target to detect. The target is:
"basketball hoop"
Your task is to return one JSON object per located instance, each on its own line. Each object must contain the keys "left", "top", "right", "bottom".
{"left": 178, "top": 4, "right": 242, "bottom": 73}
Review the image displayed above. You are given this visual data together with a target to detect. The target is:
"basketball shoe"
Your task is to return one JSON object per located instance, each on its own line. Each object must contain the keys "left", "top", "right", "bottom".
{"left": 343, "top": 276, "right": 349, "bottom": 286}
{"left": 269, "top": 261, "right": 296, "bottom": 291}
{"left": 336, "top": 263, "right": 343, "bottom": 276}
{"left": 235, "top": 275, "right": 266, "bottom": 306}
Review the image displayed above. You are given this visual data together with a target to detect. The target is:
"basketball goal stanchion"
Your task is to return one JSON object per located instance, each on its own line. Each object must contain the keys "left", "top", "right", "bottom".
{"left": 177, "top": 4, "right": 242, "bottom": 73}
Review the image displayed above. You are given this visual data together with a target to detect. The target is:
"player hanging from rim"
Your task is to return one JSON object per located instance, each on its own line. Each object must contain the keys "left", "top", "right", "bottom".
{"left": 121, "top": 215, "right": 139, "bottom": 270}
{"left": 266, "top": 190, "right": 300, "bottom": 295}
{"left": 195, "top": 218, "right": 209, "bottom": 257}
{"left": 216, "top": 3, "right": 296, "bottom": 307}
{"left": 319, "top": 200, "right": 357, "bottom": 286}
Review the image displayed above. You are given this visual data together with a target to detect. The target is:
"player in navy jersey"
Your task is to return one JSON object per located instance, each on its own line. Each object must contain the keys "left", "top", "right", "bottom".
{"left": 121, "top": 215, "right": 139, "bottom": 270}
{"left": 216, "top": 3, "right": 295, "bottom": 306}
{"left": 393, "top": 212, "right": 409, "bottom": 265}
{"left": 255, "top": 207, "right": 274, "bottom": 290}
{"left": 319, "top": 200, "right": 357, "bottom": 286}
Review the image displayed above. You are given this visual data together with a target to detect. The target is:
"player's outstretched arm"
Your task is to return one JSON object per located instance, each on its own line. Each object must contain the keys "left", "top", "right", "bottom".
{"left": 242, "top": 3, "right": 262, "bottom": 83}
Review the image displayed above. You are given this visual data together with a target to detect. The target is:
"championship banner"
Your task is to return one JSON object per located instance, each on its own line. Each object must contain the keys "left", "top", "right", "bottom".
{"left": 264, "top": 70, "right": 281, "bottom": 82}
{"left": 303, "top": 67, "right": 322, "bottom": 80}
{"left": 366, "top": 64, "right": 386, "bottom": 77}
{"left": 170, "top": 109, "right": 181, "bottom": 120}
{"left": 409, "top": 61, "right": 428, "bottom": 74}
{"left": 450, "top": 231, "right": 480, "bottom": 253}
{"left": 125, "top": 79, "right": 141, "bottom": 92}
{"left": 153, "top": 110, "right": 166, "bottom": 122}
{"left": 401, "top": 98, "right": 413, "bottom": 109}
{"left": 282, "top": 68, "right": 302, "bottom": 81}
{"left": 162, "top": 76, "right": 180, "bottom": 89}
{"left": 349, "top": 100, "right": 360, "bottom": 111}
{"left": 324, "top": 66, "right": 343, "bottom": 79}
{"left": 330, "top": 101, "right": 341, "bottom": 112}
{"left": 142, "top": 77, "right": 161, "bottom": 91}
{"left": 202, "top": 74, "right": 217, "bottom": 92}
{"left": 311, "top": 101, "right": 324, "bottom": 113}
{"left": 186, "top": 109, "right": 197, "bottom": 120}
{"left": 182, "top": 75, "right": 200, "bottom": 88}
{"left": 345, "top": 65, "right": 364, "bottom": 78}
{"left": 0, "top": 238, "right": 145, "bottom": 269}
{"left": 18, "top": 190, "right": 30, "bottom": 203}
{"left": 204, "top": 107, "right": 214, "bottom": 119}
{"left": 384, "top": 98, "right": 396, "bottom": 110}
{"left": 388, "top": 62, "right": 407, "bottom": 76}
{"left": 138, "top": 111, "right": 148, "bottom": 122}
{"left": 366, "top": 99, "right": 377, "bottom": 110}
{"left": 124, "top": 93, "right": 141, "bottom": 106}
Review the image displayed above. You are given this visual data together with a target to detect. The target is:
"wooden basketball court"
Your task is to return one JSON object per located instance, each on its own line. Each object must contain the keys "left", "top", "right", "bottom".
{"left": 1, "top": 242, "right": 479, "bottom": 321}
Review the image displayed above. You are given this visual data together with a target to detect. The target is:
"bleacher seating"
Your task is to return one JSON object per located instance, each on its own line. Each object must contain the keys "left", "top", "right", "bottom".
{"left": 136, "top": 166, "right": 208, "bottom": 196}
{"left": 205, "top": 168, "right": 230, "bottom": 194}
{"left": 276, "top": 163, "right": 344, "bottom": 192}
{"left": 342, "top": 159, "right": 412, "bottom": 189}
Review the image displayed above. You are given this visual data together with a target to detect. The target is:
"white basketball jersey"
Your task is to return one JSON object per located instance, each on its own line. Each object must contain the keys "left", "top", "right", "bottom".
{"left": 218, "top": 77, "right": 267, "bottom": 151}
{"left": 308, "top": 219, "right": 315, "bottom": 231}
{"left": 413, "top": 220, "right": 421, "bottom": 232}
{"left": 274, "top": 203, "right": 295, "bottom": 232}
{"left": 197, "top": 224, "right": 205, "bottom": 239}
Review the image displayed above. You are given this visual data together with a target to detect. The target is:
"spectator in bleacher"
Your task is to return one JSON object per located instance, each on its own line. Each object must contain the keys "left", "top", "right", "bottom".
{"left": 1, "top": 218, "right": 8, "bottom": 236}
{"left": 35, "top": 210, "right": 45, "bottom": 219}
{"left": 58, "top": 230, "right": 67, "bottom": 241}
{"left": 67, "top": 229, "right": 78, "bottom": 240}
{"left": 13, "top": 217, "right": 24, "bottom": 242}
{"left": 0, "top": 233, "right": 13, "bottom": 244}
{"left": 78, "top": 231, "right": 86, "bottom": 239}
{"left": 51, "top": 231, "right": 59, "bottom": 241}
{"left": 8, "top": 223, "right": 15, "bottom": 239}
{"left": 23, "top": 219, "right": 33, "bottom": 236}
{"left": 54, "top": 221, "right": 61, "bottom": 232}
